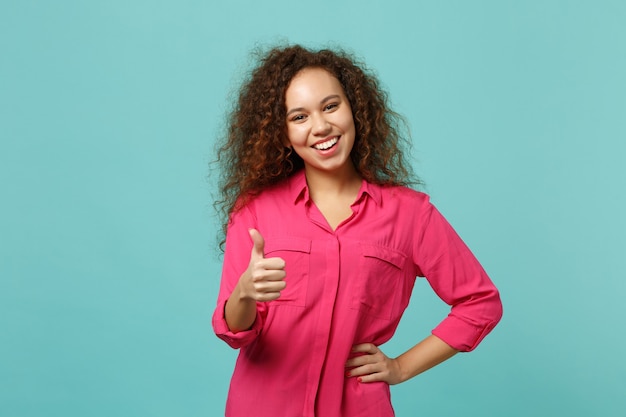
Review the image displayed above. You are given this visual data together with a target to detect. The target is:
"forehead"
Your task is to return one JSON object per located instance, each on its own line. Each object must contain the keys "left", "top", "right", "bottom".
{"left": 285, "top": 67, "right": 346, "bottom": 102}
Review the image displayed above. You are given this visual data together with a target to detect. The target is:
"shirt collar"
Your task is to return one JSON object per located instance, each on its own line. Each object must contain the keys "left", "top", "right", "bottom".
{"left": 356, "top": 179, "right": 382, "bottom": 206}
{"left": 289, "top": 169, "right": 382, "bottom": 206}
{"left": 290, "top": 170, "right": 309, "bottom": 204}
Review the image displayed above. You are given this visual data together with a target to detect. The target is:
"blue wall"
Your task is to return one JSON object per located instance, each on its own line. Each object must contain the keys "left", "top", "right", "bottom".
{"left": 1, "top": 1, "right": 624, "bottom": 416}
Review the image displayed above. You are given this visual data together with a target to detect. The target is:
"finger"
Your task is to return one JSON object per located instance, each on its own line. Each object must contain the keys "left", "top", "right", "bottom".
{"left": 346, "top": 362, "right": 378, "bottom": 377}
{"left": 345, "top": 354, "right": 376, "bottom": 368}
{"left": 254, "top": 280, "right": 287, "bottom": 294}
{"left": 250, "top": 268, "right": 286, "bottom": 282}
{"left": 249, "top": 228, "right": 265, "bottom": 259}
{"left": 351, "top": 343, "right": 378, "bottom": 354}
{"left": 355, "top": 372, "right": 386, "bottom": 384}
{"left": 256, "top": 257, "right": 286, "bottom": 271}
{"left": 347, "top": 363, "right": 393, "bottom": 385}
{"left": 254, "top": 291, "right": 283, "bottom": 302}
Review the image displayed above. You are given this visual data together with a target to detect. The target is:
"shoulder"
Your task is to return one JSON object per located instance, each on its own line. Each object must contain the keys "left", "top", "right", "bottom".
{"left": 375, "top": 183, "right": 432, "bottom": 208}
{"left": 237, "top": 174, "right": 301, "bottom": 213}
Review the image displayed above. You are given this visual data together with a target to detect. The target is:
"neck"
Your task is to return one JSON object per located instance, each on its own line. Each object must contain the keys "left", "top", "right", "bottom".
{"left": 304, "top": 163, "right": 362, "bottom": 200}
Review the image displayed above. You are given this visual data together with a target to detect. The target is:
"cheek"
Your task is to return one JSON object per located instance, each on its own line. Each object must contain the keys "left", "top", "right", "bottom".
{"left": 344, "top": 112, "right": 356, "bottom": 131}
{"left": 332, "top": 110, "right": 355, "bottom": 132}
{"left": 286, "top": 126, "right": 307, "bottom": 146}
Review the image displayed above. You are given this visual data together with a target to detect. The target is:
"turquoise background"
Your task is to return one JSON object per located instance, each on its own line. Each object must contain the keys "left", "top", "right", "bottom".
{"left": 1, "top": 1, "right": 625, "bottom": 416}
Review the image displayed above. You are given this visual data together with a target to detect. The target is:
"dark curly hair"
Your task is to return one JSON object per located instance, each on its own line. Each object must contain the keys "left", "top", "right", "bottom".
{"left": 214, "top": 44, "right": 419, "bottom": 243}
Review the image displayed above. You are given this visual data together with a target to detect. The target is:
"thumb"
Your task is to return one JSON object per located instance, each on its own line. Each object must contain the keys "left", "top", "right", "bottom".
{"left": 248, "top": 228, "right": 265, "bottom": 259}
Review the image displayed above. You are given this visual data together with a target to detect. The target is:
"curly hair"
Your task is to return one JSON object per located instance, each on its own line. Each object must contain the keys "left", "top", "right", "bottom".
{"left": 214, "top": 44, "right": 419, "bottom": 242}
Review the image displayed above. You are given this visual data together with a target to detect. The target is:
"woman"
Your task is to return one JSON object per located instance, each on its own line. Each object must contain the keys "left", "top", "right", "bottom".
{"left": 212, "top": 44, "right": 502, "bottom": 416}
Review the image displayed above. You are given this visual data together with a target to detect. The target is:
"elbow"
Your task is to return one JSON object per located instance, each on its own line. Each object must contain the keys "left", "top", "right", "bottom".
{"left": 491, "top": 288, "right": 504, "bottom": 325}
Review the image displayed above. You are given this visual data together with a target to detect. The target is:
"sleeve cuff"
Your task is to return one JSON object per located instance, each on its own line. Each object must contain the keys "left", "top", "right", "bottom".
{"left": 212, "top": 298, "right": 264, "bottom": 349}
{"left": 432, "top": 314, "right": 500, "bottom": 352}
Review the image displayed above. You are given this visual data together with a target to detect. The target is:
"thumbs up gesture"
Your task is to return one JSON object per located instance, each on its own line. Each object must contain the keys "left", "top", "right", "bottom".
{"left": 239, "top": 229, "right": 287, "bottom": 302}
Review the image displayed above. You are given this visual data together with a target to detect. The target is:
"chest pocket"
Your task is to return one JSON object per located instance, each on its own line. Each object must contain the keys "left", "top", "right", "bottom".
{"left": 264, "top": 237, "right": 311, "bottom": 308}
{"left": 351, "top": 243, "right": 407, "bottom": 320}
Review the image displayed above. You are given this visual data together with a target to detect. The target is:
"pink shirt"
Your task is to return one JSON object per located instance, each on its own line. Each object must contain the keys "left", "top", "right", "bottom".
{"left": 213, "top": 170, "right": 502, "bottom": 416}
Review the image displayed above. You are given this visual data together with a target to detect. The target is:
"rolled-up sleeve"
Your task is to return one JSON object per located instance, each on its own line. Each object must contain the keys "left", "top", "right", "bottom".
{"left": 212, "top": 298, "right": 265, "bottom": 349}
{"left": 413, "top": 201, "right": 503, "bottom": 352}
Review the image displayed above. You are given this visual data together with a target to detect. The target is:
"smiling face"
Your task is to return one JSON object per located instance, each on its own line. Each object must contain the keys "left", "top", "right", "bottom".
{"left": 284, "top": 67, "right": 357, "bottom": 179}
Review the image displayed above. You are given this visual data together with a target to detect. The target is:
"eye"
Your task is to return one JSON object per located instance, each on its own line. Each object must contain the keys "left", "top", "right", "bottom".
{"left": 324, "top": 103, "right": 339, "bottom": 111}
{"left": 290, "top": 114, "right": 307, "bottom": 122}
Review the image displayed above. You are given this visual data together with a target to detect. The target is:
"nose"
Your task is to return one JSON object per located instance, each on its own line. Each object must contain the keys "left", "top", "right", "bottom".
{"left": 311, "top": 113, "right": 331, "bottom": 136}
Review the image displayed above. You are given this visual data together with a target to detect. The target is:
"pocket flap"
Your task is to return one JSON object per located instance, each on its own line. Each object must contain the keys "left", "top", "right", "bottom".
{"left": 265, "top": 237, "right": 311, "bottom": 255}
{"left": 360, "top": 244, "right": 406, "bottom": 269}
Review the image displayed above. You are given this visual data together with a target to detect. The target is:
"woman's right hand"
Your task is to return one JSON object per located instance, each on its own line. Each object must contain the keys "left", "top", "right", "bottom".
{"left": 225, "top": 229, "right": 286, "bottom": 333}
{"left": 237, "top": 228, "right": 287, "bottom": 302}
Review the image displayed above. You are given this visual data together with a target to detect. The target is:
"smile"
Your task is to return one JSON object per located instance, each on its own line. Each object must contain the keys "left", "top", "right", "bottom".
{"left": 312, "top": 136, "right": 339, "bottom": 150}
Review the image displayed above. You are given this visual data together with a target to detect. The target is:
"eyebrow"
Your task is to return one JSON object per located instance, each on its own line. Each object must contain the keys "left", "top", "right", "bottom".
{"left": 286, "top": 94, "right": 341, "bottom": 117}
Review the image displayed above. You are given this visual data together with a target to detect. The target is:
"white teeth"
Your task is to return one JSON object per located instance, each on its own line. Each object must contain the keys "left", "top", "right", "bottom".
{"left": 313, "top": 137, "right": 338, "bottom": 150}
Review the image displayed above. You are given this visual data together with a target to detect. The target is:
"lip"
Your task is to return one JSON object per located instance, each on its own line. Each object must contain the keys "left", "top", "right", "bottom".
{"left": 311, "top": 135, "right": 340, "bottom": 149}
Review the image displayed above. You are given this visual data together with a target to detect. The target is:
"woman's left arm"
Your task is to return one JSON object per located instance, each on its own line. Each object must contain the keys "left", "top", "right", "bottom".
{"left": 346, "top": 197, "right": 502, "bottom": 384}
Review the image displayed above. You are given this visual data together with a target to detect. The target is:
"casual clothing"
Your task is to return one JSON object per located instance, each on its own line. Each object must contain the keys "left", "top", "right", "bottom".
{"left": 213, "top": 170, "right": 502, "bottom": 417}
